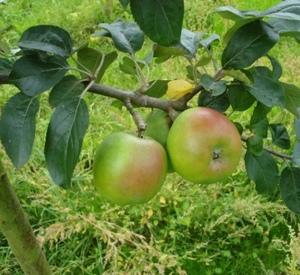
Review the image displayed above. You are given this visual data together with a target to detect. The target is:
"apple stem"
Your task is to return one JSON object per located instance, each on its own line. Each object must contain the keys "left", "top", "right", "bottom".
{"left": 123, "top": 98, "right": 147, "bottom": 137}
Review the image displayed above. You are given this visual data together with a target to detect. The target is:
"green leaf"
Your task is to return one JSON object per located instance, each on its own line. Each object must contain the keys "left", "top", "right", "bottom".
{"left": 215, "top": 6, "right": 246, "bottom": 21}
{"left": 119, "top": 0, "right": 129, "bottom": 8}
{"left": 199, "top": 33, "right": 220, "bottom": 49}
{"left": 221, "top": 20, "right": 279, "bottom": 70}
{"left": 246, "top": 135, "right": 264, "bottom": 156}
{"left": 248, "top": 103, "right": 270, "bottom": 138}
{"left": 144, "top": 80, "right": 169, "bottom": 98}
{"left": 227, "top": 84, "right": 255, "bottom": 111}
{"left": 198, "top": 90, "right": 230, "bottom": 113}
{"left": 0, "top": 93, "right": 39, "bottom": 169}
{"left": 267, "top": 55, "right": 282, "bottom": 80}
{"left": 293, "top": 140, "right": 300, "bottom": 166}
{"left": 130, "top": 0, "right": 184, "bottom": 46}
{"left": 180, "top": 28, "right": 205, "bottom": 58}
{"left": 96, "top": 20, "right": 144, "bottom": 54}
{"left": 269, "top": 124, "right": 291, "bottom": 149}
{"left": 77, "top": 48, "right": 117, "bottom": 82}
{"left": 18, "top": 25, "right": 73, "bottom": 57}
{"left": 245, "top": 74, "right": 285, "bottom": 108}
{"left": 49, "top": 75, "right": 85, "bottom": 107}
{"left": 45, "top": 98, "right": 89, "bottom": 188}
{"left": 281, "top": 82, "right": 300, "bottom": 117}
{"left": 280, "top": 166, "right": 300, "bottom": 216}
{"left": 9, "top": 54, "right": 69, "bottom": 96}
{"left": 245, "top": 150, "right": 279, "bottom": 195}
{"left": 199, "top": 74, "right": 227, "bottom": 96}
{"left": 0, "top": 58, "right": 12, "bottom": 75}
{"left": 153, "top": 44, "right": 187, "bottom": 63}
{"left": 119, "top": 56, "right": 145, "bottom": 75}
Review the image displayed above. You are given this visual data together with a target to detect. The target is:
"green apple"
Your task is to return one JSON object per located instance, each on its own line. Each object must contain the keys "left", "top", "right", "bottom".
{"left": 93, "top": 132, "right": 168, "bottom": 206}
{"left": 144, "top": 108, "right": 174, "bottom": 172}
{"left": 167, "top": 107, "right": 242, "bottom": 184}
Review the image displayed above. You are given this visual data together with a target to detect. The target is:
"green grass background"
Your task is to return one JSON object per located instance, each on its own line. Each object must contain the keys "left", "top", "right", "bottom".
{"left": 1, "top": 0, "right": 300, "bottom": 274}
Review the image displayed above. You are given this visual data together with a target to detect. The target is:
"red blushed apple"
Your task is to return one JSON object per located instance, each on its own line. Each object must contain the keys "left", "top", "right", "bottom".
{"left": 167, "top": 107, "right": 242, "bottom": 184}
{"left": 93, "top": 132, "right": 168, "bottom": 206}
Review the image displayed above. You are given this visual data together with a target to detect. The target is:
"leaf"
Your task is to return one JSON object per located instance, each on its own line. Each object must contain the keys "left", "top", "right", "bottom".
{"left": 248, "top": 103, "right": 270, "bottom": 138}
{"left": 280, "top": 166, "right": 300, "bottom": 216}
{"left": 293, "top": 140, "right": 300, "bottom": 166}
{"left": 198, "top": 90, "right": 230, "bottom": 113}
{"left": 245, "top": 150, "right": 279, "bottom": 195}
{"left": 267, "top": 55, "right": 282, "bottom": 80}
{"left": 180, "top": 28, "right": 205, "bottom": 58}
{"left": 130, "top": 0, "right": 184, "bottom": 46}
{"left": 227, "top": 84, "right": 256, "bottom": 111}
{"left": 199, "top": 33, "right": 220, "bottom": 49}
{"left": 215, "top": 6, "right": 247, "bottom": 21}
{"left": 77, "top": 48, "right": 117, "bottom": 82}
{"left": 9, "top": 54, "right": 69, "bottom": 96}
{"left": 0, "top": 58, "right": 12, "bottom": 75}
{"left": 18, "top": 25, "right": 73, "bottom": 57}
{"left": 96, "top": 20, "right": 144, "bottom": 54}
{"left": 49, "top": 75, "right": 85, "bottom": 107}
{"left": 281, "top": 82, "right": 300, "bottom": 117}
{"left": 269, "top": 124, "right": 291, "bottom": 149}
{"left": 119, "top": 56, "right": 145, "bottom": 75}
{"left": 153, "top": 44, "right": 187, "bottom": 63}
{"left": 246, "top": 135, "right": 264, "bottom": 156}
{"left": 199, "top": 74, "right": 227, "bottom": 96}
{"left": 245, "top": 74, "right": 285, "bottom": 108}
{"left": 0, "top": 93, "right": 39, "bottom": 169}
{"left": 221, "top": 20, "right": 279, "bottom": 70}
{"left": 166, "top": 79, "right": 193, "bottom": 100}
{"left": 45, "top": 98, "right": 89, "bottom": 187}
{"left": 119, "top": 0, "right": 129, "bottom": 8}
{"left": 144, "top": 80, "right": 169, "bottom": 98}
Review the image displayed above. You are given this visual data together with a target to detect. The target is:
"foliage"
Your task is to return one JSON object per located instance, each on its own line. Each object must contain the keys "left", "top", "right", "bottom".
{"left": 1, "top": 0, "right": 299, "bottom": 214}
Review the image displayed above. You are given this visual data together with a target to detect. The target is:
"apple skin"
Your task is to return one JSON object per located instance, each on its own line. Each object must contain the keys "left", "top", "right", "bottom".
{"left": 167, "top": 107, "right": 242, "bottom": 184}
{"left": 93, "top": 132, "right": 168, "bottom": 206}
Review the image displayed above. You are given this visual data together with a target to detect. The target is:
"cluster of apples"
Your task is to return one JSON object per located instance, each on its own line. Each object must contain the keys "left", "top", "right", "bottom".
{"left": 93, "top": 107, "right": 242, "bottom": 206}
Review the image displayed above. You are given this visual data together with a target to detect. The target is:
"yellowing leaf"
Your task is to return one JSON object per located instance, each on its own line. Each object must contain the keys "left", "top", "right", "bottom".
{"left": 166, "top": 79, "right": 194, "bottom": 100}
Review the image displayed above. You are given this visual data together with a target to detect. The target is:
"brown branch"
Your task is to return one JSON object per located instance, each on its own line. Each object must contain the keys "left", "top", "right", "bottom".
{"left": 87, "top": 82, "right": 189, "bottom": 112}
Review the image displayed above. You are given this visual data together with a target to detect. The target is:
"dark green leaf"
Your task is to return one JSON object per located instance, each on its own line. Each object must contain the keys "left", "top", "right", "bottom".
{"left": 245, "top": 74, "right": 285, "bottom": 108}
{"left": 199, "top": 74, "right": 227, "bottom": 96}
{"left": 119, "top": 56, "right": 145, "bottom": 75}
{"left": 228, "top": 84, "right": 256, "bottom": 111}
{"left": 97, "top": 20, "right": 144, "bottom": 54}
{"left": 293, "top": 140, "right": 300, "bottom": 166}
{"left": 153, "top": 44, "right": 187, "bottom": 63}
{"left": 0, "top": 93, "right": 39, "bottom": 169}
{"left": 215, "top": 6, "right": 246, "bottom": 21}
{"left": 221, "top": 20, "right": 279, "bottom": 70}
{"left": 130, "top": 0, "right": 184, "bottom": 46}
{"left": 0, "top": 58, "right": 12, "bottom": 75}
{"left": 18, "top": 25, "right": 73, "bottom": 57}
{"left": 269, "top": 124, "right": 291, "bottom": 149}
{"left": 144, "top": 80, "right": 169, "bottom": 98}
{"left": 246, "top": 135, "right": 264, "bottom": 155}
{"left": 45, "top": 98, "right": 89, "bottom": 188}
{"left": 245, "top": 150, "right": 279, "bottom": 195}
{"left": 49, "top": 75, "right": 85, "bottom": 107}
{"left": 248, "top": 103, "right": 270, "bottom": 138}
{"left": 198, "top": 90, "right": 230, "bottom": 113}
{"left": 267, "top": 55, "right": 282, "bottom": 80}
{"left": 280, "top": 166, "right": 300, "bottom": 216}
{"left": 77, "top": 48, "right": 117, "bottom": 82}
{"left": 9, "top": 54, "right": 69, "bottom": 96}
{"left": 281, "top": 82, "right": 300, "bottom": 117}
{"left": 119, "top": 0, "right": 130, "bottom": 8}
{"left": 180, "top": 28, "right": 205, "bottom": 58}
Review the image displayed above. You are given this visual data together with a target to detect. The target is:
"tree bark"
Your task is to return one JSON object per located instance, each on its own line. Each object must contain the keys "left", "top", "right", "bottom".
{"left": 0, "top": 157, "right": 52, "bottom": 275}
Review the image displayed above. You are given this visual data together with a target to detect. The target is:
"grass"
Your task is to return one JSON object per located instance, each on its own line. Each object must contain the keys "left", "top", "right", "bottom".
{"left": 1, "top": 0, "right": 300, "bottom": 274}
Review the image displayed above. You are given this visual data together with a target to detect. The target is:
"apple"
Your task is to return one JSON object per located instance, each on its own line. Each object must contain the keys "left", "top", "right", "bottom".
{"left": 144, "top": 109, "right": 174, "bottom": 172}
{"left": 167, "top": 107, "right": 242, "bottom": 184}
{"left": 93, "top": 132, "right": 168, "bottom": 205}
